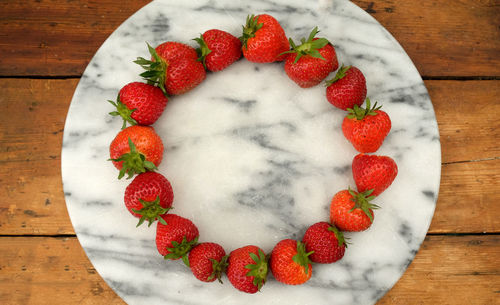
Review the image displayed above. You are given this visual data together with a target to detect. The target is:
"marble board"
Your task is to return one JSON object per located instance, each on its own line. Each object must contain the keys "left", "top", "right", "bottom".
{"left": 61, "top": 0, "right": 441, "bottom": 304}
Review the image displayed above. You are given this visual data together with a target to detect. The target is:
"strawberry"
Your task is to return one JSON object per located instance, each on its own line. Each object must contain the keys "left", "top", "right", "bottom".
{"left": 194, "top": 29, "right": 242, "bottom": 72}
{"left": 134, "top": 42, "right": 206, "bottom": 96}
{"left": 352, "top": 153, "right": 398, "bottom": 196}
{"left": 108, "top": 82, "right": 168, "bottom": 129}
{"left": 302, "top": 222, "right": 346, "bottom": 264}
{"left": 124, "top": 171, "right": 174, "bottom": 227}
{"left": 283, "top": 27, "right": 338, "bottom": 88}
{"left": 326, "top": 65, "right": 367, "bottom": 110}
{"left": 270, "top": 239, "right": 312, "bottom": 285}
{"left": 188, "top": 242, "right": 228, "bottom": 283}
{"left": 109, "top": 125, "right": 164, "bottom": 179}
{"left": 156, "top": 214, "right": 199, "bottom": 266}
{"left": 342, "top": 98, "right": 391, "bottom": 153}
{"left": 329, "top": 188, "right": 378, "bottom": 232}
{"left": 226, "top": 245, "right": 268, "bottom": 293}
{"left": 240, "top": 14, "right": 290, "bottom": 63}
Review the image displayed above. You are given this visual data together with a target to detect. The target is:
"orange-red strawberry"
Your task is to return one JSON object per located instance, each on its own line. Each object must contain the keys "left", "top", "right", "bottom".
{"left": 108, "top": 82, "right": 168, "bottom": 129}
{"left": 188, "top": 242, "right": 228, "bottom": 283}
{"left": 135, "top": 42, "right": 206, "bottom": 95}
{"left": 283, "top": 27, "right": 338, "bottom": 88}
{"left": 156, "top": 214, "right": 199, "bottom": 266}
{"left": 124, "top": 172, "right": 174, "bottom": 227}
{"left": 326, "top": 65, "right": 366, "bottom": 110}
{"left": 226, "top": 245, "right": 268, "bottom": 293}
{"left": 342, "top": 99, "right": 391, "bottom": 153}
{"left": 270, "top": 239, "right": 312, "bottom": 285}
{"left": 302, "top": 222, "right": 346, "bottom": 264}
{"left": 330, "top": 188, "right": 378, "bottom": 232}
{"left": 240, "top": 14, "right": 289, "bottom": 63}
{"left": 109, "top": 125, "right": 164, "bottom": 179}
{"left": 195, "top": 29, "right": 242, "bottom": 72}
{"left": 352, "top": 153, "right": 398, "bottom": 196}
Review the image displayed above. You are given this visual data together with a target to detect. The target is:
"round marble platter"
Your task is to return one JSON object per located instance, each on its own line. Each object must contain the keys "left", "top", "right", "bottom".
{"left": 61, "top": 0, "right": 441, "bottom": 304}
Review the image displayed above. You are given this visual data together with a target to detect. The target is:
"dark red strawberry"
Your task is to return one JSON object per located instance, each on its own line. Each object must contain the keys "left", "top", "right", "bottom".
{"left": 240, "top": 14, "right": 289, "bottom": 63}
{"left": 226, "top": 245, "right": 268, "bottom": 293}
{"left": 109, "top": 125, "right": 163, "bottom": 179}
{"left": 352, "top": 153, "right": 398, "bottom": 196}
{"left": 283, "top": 27, "right": 338, "bottom": 88}
{"left": 135, "top": 42, "right": 206, "bottom": 96}
{"left": 108, "top": 82, "right": 168, "bottom": 129}
{"left": 188, "top": 242, "right": 228, "bottom": 283}
{"left": 270, "top": 239, "right": 312, "bottom": 285}
{"left": 124, "top": 171, "right": 174, "bottom": 227}
{"left": 156, "top": 214, "right": 199, "bottom": 266}
{"left": 302, "top": 222, "right": 346, "bottom": 264}
{"left": 330, "top": 188, "right": 378, "bottom": 232}
{"left": 195, "top": 29, "right": 242, "bottom": 72}
{"left": 326, "top": 65, "right": 367, "bottom": 110}
{"left": 342, "top": 99, "right": 391, "bottom": 153}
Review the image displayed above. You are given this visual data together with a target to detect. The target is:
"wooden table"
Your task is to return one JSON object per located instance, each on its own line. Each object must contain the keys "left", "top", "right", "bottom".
{"left": 1, "top": 1, "right": 498, "bottom": 304}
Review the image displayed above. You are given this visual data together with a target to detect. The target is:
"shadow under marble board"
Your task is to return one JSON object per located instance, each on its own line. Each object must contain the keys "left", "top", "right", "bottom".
{"left": 61, "top": 0, "right": 441, "bottom": 304}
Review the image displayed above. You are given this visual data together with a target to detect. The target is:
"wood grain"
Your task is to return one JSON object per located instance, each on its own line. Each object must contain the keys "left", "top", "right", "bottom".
{"left": 0, "top": 0, "right": 498, "bottom": 77}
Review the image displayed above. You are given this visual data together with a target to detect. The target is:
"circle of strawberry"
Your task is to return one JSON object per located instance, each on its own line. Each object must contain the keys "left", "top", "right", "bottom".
{"left": 156, "top": 214, "right": 199, "bottom": 266}
{"left": 325, "top": 64, "right": 367, "bottom": 110}
{"left": 194, "top": 29, "right": 242, "bottom": 72}
{"left": 270, "top": 239, "right": 313, "bottom": 285}
{"left": 226, "top": 245, "right": 268, "bottom": 294}
{"left": 330, "top": 188, "right": 379, "bottom": 232}
{"left": 352, "top": 153, "right": 398, "bottom": 196}
{"left": 134, "top": 42, "right": 206, "bottom": 96}
{"left": 109, "top": 125, "right": 164, "bottom": 179}
{"left": 124, "top": 171, "right": 174, "bottom": 227}
{"left": 240, "top": 14, "right": 290, "bottom": 63}
{"left": 108, "top": 82, "right": 168, "bottom": 129}
{"left": 283, "top": 27, "right": 339, "bottom": 88}
{"left": 302, "top": 222, "right": 347, "bottom": 264}
{"left": 342, "top": 98, "right": 392, "bottom": 153}
{"left": 188, "top": 242, "right": 228, "bottom": 283}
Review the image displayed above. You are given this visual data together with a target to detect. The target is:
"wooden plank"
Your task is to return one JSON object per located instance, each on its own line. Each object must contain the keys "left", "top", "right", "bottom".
{"left": 0, "top": 235, "right": 498, "bottom": 304}
{"left": 0, "top": 0, "right": 498, "bottom": 77}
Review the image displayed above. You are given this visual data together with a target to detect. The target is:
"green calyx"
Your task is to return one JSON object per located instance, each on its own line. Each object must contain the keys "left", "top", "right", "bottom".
{"left": 193, "top": 34, "right": 212, "bottom": 69}
{"left": 346, "top": 98, "right": 382, "bottom": 120}
{"left": 240, "top": 14, "right": 263, "bottom": 49}
{"left": 164, "top": 235, "right": 199, "bottom": 267}
{"left": 279, "top": 26, "right": 330, "bottom": 64}
{"left": 207, "top": 255, "right": 229, "bottom": 283}
{"left": 292, "top": 241, "right": 314, "bottom": 275}
{"left": 134, "top": 42, "right": 168, "bottom": 95}
{"left": 132, "top": 196, "right": 171, "bottom": 227}
{"left": 108, "top": 137, "right": 158, "bottom": 179}
{"left": 325, "top": 64, "right": 351, "bottom": 86}
{"left": 244, "top": 248, "right": 269, "bottom": 291}
{"left": 348, "top": 187, "right": 379, "bottom": 222}
{"left": 108, "top": 95, "right": 138, "bottom": 130}
{"left": 327, "top": 224, "right": 349, "bottom": 248}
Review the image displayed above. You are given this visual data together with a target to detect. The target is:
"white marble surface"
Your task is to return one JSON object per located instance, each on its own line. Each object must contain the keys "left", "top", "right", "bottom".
{"left": 61, "top": 0, "right": 441, "bottom": 304}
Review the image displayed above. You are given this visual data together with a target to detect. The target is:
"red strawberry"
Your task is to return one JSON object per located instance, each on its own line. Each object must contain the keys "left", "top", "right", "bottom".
{"left": 226, "top": 245, "right": 268, "bottom": 293}
{"left": 195, "top": 29, "right": 242, "bottom": 72}
{"left": 342, "top": 99, "right": 391, "bottom": 153}
{"left": 302, "top": 222, "right": 346, "bottom": 264}
{"left": 124, "top": 171, "right": 174, "bottom": 227}
{"left": 135, "top": 42, "right": 206, "bottom": 96}
{"left": 329, "top": 189, "right": 378, "bottom": 232}
{"left": 188, "top": 242, "right": 228, "bottom": 283}
{"left": 283, "top": 27, "right": 338, "bottom": 88}
{"left": 326, "top": 65, "right": 367, "bottom": 110}
{"left": 270, "top": 239, "right": 312, "bottom": 285}
{"left": 352, "top": 153, "right": 398, "bottom": 196}
{"left": 240, "top": 14, "right": 289, "bottom": 63}
{"left": 109, "top": 125, "right": 164, "bottom": 179}
{"left": 156, "top": 214, "right": 199, "bottom": 266}
{"left": 108, "top": 82, "right": 168, "bottom": 129}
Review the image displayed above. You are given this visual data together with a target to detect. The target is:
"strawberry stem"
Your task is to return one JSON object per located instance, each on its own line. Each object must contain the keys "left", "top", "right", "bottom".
{"left": 193, "top": 34, "right": 212, "bottom": 69}
{"left": 208, "top": 255, "right": 229, "bottom": 283}
{"left": 348, "top": 187, "right": 379, "bottom": 222}
{"left": 131, "top": 195, "right": 171, "bottom": 227}
{"left": 346, "top": 98, "right": 382, "bottom": 120}
{"left": 279, "top": 26, "right": 330, "bottom": 64}
{"left": 325, "top": 64, "right": 351, "bottom": 86}
{"left": 108, "top": 96, "right": 138, "bottom": 129}
{"left": 109, "top": 137, "right": 158, "bottom": 179}
{"left": 134, "top": 43, "right": 168, "bottom": 95}
{"left": 164, "top": 236, "right": 199, "bottom": 267}
{"left": 292, "top": 240, "right": 313, "bottom": 275}
{"left": 244, "top": 248, "right": 268, "bottom": 291}
{"left": 240, "top": 14, "right": 263, "bottom": 49}
{"left": 327, "top": 224, "right": 349, "bottom": 248}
